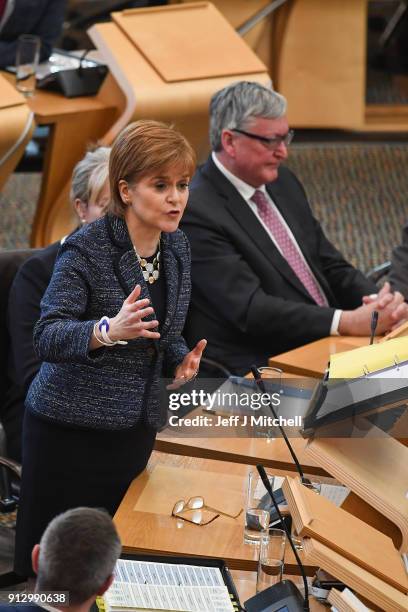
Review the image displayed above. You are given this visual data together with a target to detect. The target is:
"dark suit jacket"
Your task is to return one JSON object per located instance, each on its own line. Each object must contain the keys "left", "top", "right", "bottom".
{"left": 0, "top": 0, "right": 66, "bottom": 67}
{"left": 2, "top": 241, "right": 59, "bottom": 461}
{"left": 26, "top": 214, "right": 191, "bottom": 430}
{"left": 389, "top": 222, "right": 408, "bottom": 300}
{"left": 181, "top": 157, "right": 377, "bottom": 374}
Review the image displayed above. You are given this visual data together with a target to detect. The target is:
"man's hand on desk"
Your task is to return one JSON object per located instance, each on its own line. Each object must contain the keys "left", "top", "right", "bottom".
{"left": 339, "top": 282, "right": 408, "bottom": 335}
{"left": 361, "top": 281, "right": 408, "bottom": 330}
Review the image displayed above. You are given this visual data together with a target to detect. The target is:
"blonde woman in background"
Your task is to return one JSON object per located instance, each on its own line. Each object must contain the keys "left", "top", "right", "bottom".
{"left": 3, "top": 146, "right": 111, "bottom": 463}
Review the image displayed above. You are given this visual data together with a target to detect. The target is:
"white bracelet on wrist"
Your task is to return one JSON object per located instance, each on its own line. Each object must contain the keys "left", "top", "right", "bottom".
{"left": 93, "top": 322, "right": 108, "bottom": 346}
{"left": 95, "top": 317, "right": 128, "bottom": 346}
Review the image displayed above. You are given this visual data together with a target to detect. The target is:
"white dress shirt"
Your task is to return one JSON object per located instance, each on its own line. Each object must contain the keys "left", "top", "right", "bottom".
{"left": 211, "top": 152, "right": 342, "bottom": 335}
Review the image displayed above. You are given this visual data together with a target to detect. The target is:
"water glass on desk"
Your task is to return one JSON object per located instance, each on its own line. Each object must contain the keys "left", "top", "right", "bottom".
{"left": 15, "top": 35, "right": 40, "bottom": 96}
{"left": 244, "top": 470, "right": 274, "bottom": 544}
{"left": 256, "top": 529, "right": 286, "bottom": 593}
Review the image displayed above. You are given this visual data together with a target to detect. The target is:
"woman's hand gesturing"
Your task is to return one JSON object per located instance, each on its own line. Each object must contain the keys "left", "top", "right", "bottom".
{"left": 167, "top": 339, "right": 207, "bottom": 389}
{"left": 109, "top": 284, "right": 161, "bottom": 341}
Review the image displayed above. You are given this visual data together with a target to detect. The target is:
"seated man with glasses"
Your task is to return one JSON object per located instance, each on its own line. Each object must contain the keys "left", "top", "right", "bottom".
{"left": 181, "top": 81, "right": 408, "bottom": 375}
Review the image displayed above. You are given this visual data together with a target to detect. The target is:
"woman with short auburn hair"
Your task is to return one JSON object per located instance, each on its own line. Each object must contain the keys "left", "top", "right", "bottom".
{"left": 14, "top": 120, "right": 206, "bottom": 578}
{"left": 109, "top": 120, "right": 196, "bottom": 217}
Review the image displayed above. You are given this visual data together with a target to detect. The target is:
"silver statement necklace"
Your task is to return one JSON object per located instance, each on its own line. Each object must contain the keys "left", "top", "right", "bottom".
{"left": 133, "top": 241, "right": 161, "bottom": 284}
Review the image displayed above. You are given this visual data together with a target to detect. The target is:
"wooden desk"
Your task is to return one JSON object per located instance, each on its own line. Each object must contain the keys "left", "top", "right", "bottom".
{"left": 155, "top": 436, "right": 329, "bottom": 478}
{"left": 273, "top": 0, "right": 408, "bottom": 131}
{"left": 2, "top": 72, "right": 123, "bottom": 247}
{"left": 88, "top": 5, "right": 269, "bottom": 162}
{"left": 0, "top": 74, "right": 34, "bottom": 191}
{"left": 114, "top": 453, "right": 318, "bottom": 575}
{"left": 156, "top": 376, "right": 330, "bottom": 477}
{"left": 268, "top": 336, "right": 369, "bottom": 378}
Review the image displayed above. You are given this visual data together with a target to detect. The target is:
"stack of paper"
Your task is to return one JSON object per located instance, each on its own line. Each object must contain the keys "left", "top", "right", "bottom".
{"left": 100, "top": 559, "right": 235, "bottom": 612}
{"left": 329, "top": 336, "right": 408, "bottom": 379}
{"left": 328, "top": 587, "right": 373, "bottom": 612}
{"left": 303, "top": 539, "right": 408, "bottom": 612}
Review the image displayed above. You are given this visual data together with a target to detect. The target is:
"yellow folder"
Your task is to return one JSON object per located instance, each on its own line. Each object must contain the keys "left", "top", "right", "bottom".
{"left": 329, "top": 336, "right": 408, "bottom": 379}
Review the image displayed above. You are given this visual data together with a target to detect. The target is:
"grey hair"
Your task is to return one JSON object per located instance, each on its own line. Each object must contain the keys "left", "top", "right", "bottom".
{"left": 36, "top": 507, "right": 121, "bottom": 605}
{"left": 209, "top": 81, "right": 287, "bottom": 151}
{"left": 69, "top": 146, "right": 110, "bottom": 205}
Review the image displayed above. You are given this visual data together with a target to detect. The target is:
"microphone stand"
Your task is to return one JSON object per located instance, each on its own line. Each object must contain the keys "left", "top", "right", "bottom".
{"left": 250, "top": 366, "right": 310, "bottom": 485}
{"left": 257, "top": 465, "right": 310, "bottom": 612}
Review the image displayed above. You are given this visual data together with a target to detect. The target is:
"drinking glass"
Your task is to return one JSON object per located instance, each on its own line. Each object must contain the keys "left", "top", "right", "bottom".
{"left": 256, "top": 529, "right": 286, "bottom": 593}
{"left": 244, "top": 470, "right": 274, "bottom": 544}
{"left": 15, "top": 35, "right": 40, "bottom": 96}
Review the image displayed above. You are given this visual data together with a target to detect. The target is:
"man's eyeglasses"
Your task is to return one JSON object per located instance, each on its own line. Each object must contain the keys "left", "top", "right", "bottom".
{"left": 231, "top": 128, "right": 294, "bottom": 150}
{"left": 172, "top": 496, "right": 242, "bottom": 526}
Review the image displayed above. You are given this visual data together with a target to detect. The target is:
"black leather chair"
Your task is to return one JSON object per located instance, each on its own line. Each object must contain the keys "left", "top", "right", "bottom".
{"left": 0, "top": 248, "right": 38, "bottom": 585}
{"left": 0, "top": 249, "right": 39, "bottom": 502}
{"left": 0, "top": 248, "right": 38, "bottom": 462}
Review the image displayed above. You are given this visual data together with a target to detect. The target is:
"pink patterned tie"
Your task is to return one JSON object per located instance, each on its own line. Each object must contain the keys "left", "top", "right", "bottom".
{"left": 251, "top": 190, "right": 327, "bottom": 306}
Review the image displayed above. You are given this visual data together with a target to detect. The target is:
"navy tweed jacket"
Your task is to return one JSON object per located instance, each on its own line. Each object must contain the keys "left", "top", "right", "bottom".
{"left": 26, "top": 214, "right": 191, "bottom": 430}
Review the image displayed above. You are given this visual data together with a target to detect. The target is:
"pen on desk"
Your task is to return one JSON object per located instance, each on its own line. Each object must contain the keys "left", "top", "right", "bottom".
{"left": 369, "top": 310, "right": 378, "bottom": 345}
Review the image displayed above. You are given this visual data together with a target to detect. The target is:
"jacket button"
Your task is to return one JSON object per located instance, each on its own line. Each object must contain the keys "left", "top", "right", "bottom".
{"left": 147, "top": 347, "right": 155, "bottom": 357}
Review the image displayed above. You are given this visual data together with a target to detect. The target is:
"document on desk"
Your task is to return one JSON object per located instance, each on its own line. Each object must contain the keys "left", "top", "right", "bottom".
{"left": 102, "top": 559, "right": 235, "bottom": 612}
{"left": 256, "top": 477, "right": 349, "bottom": 507}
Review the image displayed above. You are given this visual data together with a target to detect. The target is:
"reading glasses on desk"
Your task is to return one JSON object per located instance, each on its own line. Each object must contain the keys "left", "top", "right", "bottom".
{"left": 172, "top": 496, "right": 242, "bottom": 526}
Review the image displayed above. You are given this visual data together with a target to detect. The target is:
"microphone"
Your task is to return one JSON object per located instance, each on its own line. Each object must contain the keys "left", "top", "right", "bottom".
{"left": 369, "top": 310, "right": 378, "bottom": 345}
{"left": 257, "top": 464, "right": 310, "bottom": 612}
{"left": 250, "top": 365, "right": 310, "bottom": 485}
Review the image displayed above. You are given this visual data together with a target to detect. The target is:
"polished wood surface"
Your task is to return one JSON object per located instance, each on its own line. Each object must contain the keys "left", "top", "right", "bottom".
{"left": 283, "top": 476, "right": 408, "bottom": 592}
{"left": 31, "top": 76, "right": 120, "bottom": 246}
{"left": 113, "top": 3, "right": 265, "bottom": 82}
{"left": 114, "top": 452, "right": 318, "bottom": 575}
{"left": 303, "top": 538, "right": 408, "bottom": 612}
{"left": 272, "top": 0, "right": 408, "bottom": 132}
{"left": 268, "top": 336, "right": 370, "bottom": 378}
{"left": 171, "top": 0, "right": 275, "bottom": 70}
{"left": 2, "top": 72, "right": 121, "bottom": 246}
{"left": 327, "top": 587, "right": 374, "bottom": 612}
{"left": 155, "top": 436, "right": 330, "bottom": 478}
{"left": 0, "top": 74, "right": 34, "bottom": 191}
{"left": 156, "top": 375, "right": 329, "bottom": 477}
{"left": 89, "top": 6, "right": 270, "bottom": 162}
{"left": 306, "top": 432, "right": 408, "bottom": 552}
{"left": 274, "top": 0, "right": 366, "bottom": 129}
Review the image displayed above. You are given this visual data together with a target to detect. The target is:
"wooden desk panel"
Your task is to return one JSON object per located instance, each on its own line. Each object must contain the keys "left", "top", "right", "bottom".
{"left": 0, "top": 74, "right": 34, "bottom": 191}
{"left": 88, "top": 20, "right": 269, "bottom": 163}
{"left": 2, "top": 72, "right": 121, "bottom": 246}
{"left": 268, "top": 337, "right": 369, "bottom": 378}
{"left": 114, "top": 454, "right": 318, "bottom": 575}
{"left": 155, "top": 436, "right": 330, "bottom": 478}
{"left": 156, "top": 375, "right": 329, "bottom": 477}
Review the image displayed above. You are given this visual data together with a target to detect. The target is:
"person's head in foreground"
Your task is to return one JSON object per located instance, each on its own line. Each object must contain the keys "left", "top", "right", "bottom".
{"left": 210, "top": 81, "right": 292, "bottom": 187}
{"left": 109, "top": 119, "right": 196, "bottom": 240}
{"left": 32, "top": 507, "right": 121, "bottom": 612}
{"left": 70, "top": 146, "right": 111, "bottom": 225}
